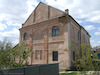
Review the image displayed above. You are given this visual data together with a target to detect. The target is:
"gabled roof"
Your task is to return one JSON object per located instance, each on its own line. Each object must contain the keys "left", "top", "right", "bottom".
{"left": 21, "top": 2, "right": 90, "bottom": 37}
{"left": 23, "top": 2, "right": 65, "bottom": 26}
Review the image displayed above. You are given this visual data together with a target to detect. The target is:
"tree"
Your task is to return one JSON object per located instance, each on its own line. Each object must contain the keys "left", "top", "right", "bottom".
{"left": 0, "top": 38, "right": 12, "bottom": 69}
{"left": 10, "top": 41, "right": 31, "bottom": 68}
{"left": 0, "top": 38, "right": 31, "bottom": 69}
{"left": 71, "top": 41, "right": 100, "bottom": 74}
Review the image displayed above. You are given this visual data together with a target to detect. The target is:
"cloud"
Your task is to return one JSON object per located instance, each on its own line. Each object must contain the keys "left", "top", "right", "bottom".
{"left": 90, "top": 40, "right": 95, "bottom": 43}
{"left": 44, "top": 0, "right": 100, "bottom": 23}
{"left": 90, "top": 39, "right": 100, "bottom": 47}
{"left": 95, "top": 32, "right": 100, "bottom": 36}
{"left": 90, "top": 40, "right": 96, "bottom": 47}
{"left": 84, "top": 25, "right": 95, "bottom": 30}
{"left": 0, "top": 0, "right": 39, "bottom": 45}
{"left": 98, "top": 41, "right": 100, "bottom": 43}
{"left": 6, "top": 21, "right": 21, "bottom": 27}
{"left": 0, "top": 28, "right": 19, "bottom": 45}
{"left": 0, "top": 0, "right": 39, "bottom": 26}
{"left": 27, "top": 0, "right": 38, "bottom": 15}
{"left": 75, "top": 19, "right": 83, "bottom": 24}
{"left": 0, "top": 22, "right": 7, "bottom": 30}
{"left": 98, "top": 27, "right": 100, "bottom": 31}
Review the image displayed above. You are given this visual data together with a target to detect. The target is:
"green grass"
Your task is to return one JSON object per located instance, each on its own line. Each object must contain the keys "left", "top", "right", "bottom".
{"left": 59, "top": 72, "right": 76, "bottom": 75}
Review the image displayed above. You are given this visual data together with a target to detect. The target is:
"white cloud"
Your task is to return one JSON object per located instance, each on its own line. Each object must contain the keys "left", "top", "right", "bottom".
{"left": 98, "top": 27, "right": 100, "bottom": 31}
{"left": 98, "top": 41, "right": 100, "bottom": 43}
{"left": 0, "top": 22, "right": 7, "bottom": 30}
{"left": 0, "top": 0, "right": 39, "bottom": 45}
{"left": 27, "top": 0, "right": 38, "bottom": 15}
{"left": 95, "top": 32, "right": 100, "bottom": 36}
{"left": 90, "top": 40, "right": 95, "bottom": 43}
{"left": 44, "top": 0, "right": 100, "bottom": 23}
{"left": 0, "top": 28, "right": 19, "bottom": 44}
{"left": 0, "top": 0, "right": 39, "bottom": 26}
{"left": 6, "top": 21, "right": 21, "bottom": 27}
{"left": 90, "top": 39, "right": 100, "bottom": 47}
{"left": 0, "top": 0, "right": 100, "bottom": 47}
{"left": 75, "top": 19, "right": 83, "bottom": 24}
{"left": 84, "top": 25, "right": 95, "bottom": 30}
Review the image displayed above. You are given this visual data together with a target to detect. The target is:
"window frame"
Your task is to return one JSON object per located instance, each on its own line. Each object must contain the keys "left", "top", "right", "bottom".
{"left": 83, "top": 34, "right": 85, "bottom": 43}
{"left": 73, "top": 51, "right": 76, "bottom": 61}
{"left": 78, "top": 31, "right": 80, "bottom": 40}
{"left": 52, "top": 51, "right": 58, "bottom": 61}
{"left": 52, "top": 26, "right": 58, "bottom": 37}
{"left": 40, "top": 50, "right": 42, "bottom": 60}
{"left": 35, "top": 50, "right": 38, "bottom": 59}
{"left": 24, "top": 33, "right": 28, "bottom": 40}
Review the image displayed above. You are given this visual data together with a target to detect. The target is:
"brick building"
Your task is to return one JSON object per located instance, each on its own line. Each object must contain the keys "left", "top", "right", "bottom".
{"left": 92, "top": 46, "right": 100, "bottom": 59}
{"left": 19, "top": 2, "right": 90, "bottom": 69}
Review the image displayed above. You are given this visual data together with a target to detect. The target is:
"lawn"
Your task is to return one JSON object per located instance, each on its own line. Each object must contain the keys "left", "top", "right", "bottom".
{"left": 59, "top": 72, "right": 76, "bottom": 75}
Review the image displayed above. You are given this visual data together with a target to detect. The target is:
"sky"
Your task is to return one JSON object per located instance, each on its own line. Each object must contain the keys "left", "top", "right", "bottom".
{"left": 0, "top": 0, "right": 100, "bottom": 47}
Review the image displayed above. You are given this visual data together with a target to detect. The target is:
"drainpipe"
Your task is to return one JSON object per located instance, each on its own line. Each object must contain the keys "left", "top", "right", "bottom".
{"left": 80, "top": 27, "right": 81, "bottom": 43}
{"left": 47, "top": 6, "right": 50, "bottom": 64}
{"left": 31, "top": 29, "right": 33, "bottom": 65}
{"left": 47, "top": 25, "right": 49, "bottom": 64}
{"left": 65, "top": 9, "right": 71, "bottom": 68}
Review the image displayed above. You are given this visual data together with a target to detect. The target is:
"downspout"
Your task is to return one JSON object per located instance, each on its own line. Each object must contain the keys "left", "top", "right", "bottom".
{"left": 47, "top": 25, "right": 49, "bottom": 64}
{"left": 80, "top": 27, "right": 81, "bottom": 44}
{"left": 47, "top": 6, "right": 50, "bottom": 64}
{"left": 31, "top": 29, "right": 33, "bottom": 65}
{"left": 65, "top": 9, "right": 71, "bottom": 68}
{"left": 67, "top": 15, "right": 71, "bottom": 68}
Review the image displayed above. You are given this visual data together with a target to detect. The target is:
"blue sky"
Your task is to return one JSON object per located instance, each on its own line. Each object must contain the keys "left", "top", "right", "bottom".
{"left": 0, "top": 0, "right": 100, "bottom": 47}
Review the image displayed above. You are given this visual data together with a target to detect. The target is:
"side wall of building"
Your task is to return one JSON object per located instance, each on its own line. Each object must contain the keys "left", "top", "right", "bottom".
{"left": 69, "top": 17, "right": 90, "bottom": 67}
{"left": 19, "top": 18, "right": 70, "bottom": 69}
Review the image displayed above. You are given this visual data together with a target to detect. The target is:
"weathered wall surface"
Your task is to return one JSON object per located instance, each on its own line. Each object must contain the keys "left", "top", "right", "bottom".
{"left": 22, "top": 2, "right": 64, "bottom": 28}
{"left": 19, "top": 2, "right": 90, "bottom": 70}
{"left": 69, "top": 17, "right": 90, "bottom": 67}
{"left": 20, "top": 18, "right": 69, "bottom": 69}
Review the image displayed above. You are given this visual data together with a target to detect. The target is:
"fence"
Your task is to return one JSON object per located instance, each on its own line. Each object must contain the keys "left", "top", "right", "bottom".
{"left": 0, "top": 63, "right": 59, "bottom": 75}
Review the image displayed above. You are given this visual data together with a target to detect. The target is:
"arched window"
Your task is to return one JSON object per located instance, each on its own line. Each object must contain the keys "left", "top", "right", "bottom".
{"left": 24, "top": 33, "right": 28, "bottom": 40}
{"left": 52, "top": 26, "right": 58, "bottom": 36}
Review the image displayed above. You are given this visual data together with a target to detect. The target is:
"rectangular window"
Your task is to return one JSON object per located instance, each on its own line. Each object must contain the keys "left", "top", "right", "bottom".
{"left": 98, "top": 53, "right": 100, "bottom": 59}
{"left": 40, "top": 50, "right": 42, "bottom": 60}
{"left": 73, "top": 51, "right": 76, "bottom": 61}
{"left": 83, "top": 34, "right": 85, "bottom": 43}
{"left": 78, "top": 32, "right": 80, "bottom": 40}
{"left": 52, "top": 51, "right": 58, "bottom": 61}
{"left": 35, "top": 50, "right": 38, "bottom": 59}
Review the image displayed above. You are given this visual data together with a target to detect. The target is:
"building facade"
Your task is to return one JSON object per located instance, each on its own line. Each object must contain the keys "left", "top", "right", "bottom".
{"left": 92, "top": 46, "right": 100, "bottom": 59}
{"left": 19, "top": 2, "right": 90, "bottom": 69}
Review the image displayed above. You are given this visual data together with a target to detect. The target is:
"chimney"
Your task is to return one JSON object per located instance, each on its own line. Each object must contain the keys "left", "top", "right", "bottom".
{"left": 65, "top": 9, "right": 69, "bottom": 14}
